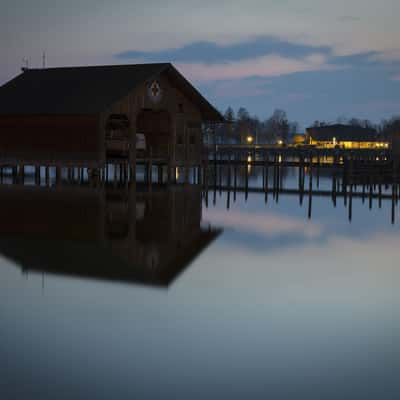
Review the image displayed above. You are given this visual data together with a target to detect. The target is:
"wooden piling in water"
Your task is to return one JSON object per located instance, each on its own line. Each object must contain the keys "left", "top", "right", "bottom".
{"left": 264, "top": 153, "right": 269, "bottom": 203}
{"left": 245, "top": 164, "right": 249, "bottom": 201}
{"left": 348, "top": 181, "right": 353, "bottom": 222}
{"left": 308, "top": 161, "right": 313, "bottom": 219}
{"left": 233, "top": 161, "right": 237, "bottom": 202}
{"left": 45, "top": 166, "right": 50, "bottom": 186}
{"left": 35, "top": 166, "right": 40, "bottom": 185}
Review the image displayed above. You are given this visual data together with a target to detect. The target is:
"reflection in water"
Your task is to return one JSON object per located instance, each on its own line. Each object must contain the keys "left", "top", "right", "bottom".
{"left": 0, "top": 184, "right": 220, "bottom": 287}
{"left": 205, "top": 164, "right": 399, "bottom": 224}
{"left": 0, "top": 171, "right": 399, "bottom": 400}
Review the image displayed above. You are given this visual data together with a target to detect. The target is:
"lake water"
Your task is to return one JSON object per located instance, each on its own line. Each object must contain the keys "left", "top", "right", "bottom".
{"left": 1, "top": 167, "right": 399, "bottom": 399}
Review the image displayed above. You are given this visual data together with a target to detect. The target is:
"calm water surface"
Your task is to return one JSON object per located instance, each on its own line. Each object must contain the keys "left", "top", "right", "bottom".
{"left": 1, "top": 169, "right": 399, "bottom": 399}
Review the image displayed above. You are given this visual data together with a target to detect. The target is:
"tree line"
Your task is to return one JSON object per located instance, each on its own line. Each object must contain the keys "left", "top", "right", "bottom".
{"left": 205, "top": 106, "right": 400, "bottom": 144}
{"left": 206, "top": 107, "right": 299, "bottom": 144}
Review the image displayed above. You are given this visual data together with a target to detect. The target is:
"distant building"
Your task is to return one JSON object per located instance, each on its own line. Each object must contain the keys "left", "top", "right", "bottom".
{"left": 292, "top": 134, "right": 306, "bottom": 145}
{"left": 0, "top": 63, "right": 223, "bottom": 168}
{"left": 305, "top": 124, "right": 389, "bottom": 149}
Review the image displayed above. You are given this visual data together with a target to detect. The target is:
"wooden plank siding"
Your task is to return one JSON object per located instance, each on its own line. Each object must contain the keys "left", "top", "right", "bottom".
{"left": 101, "top": 71, "right": 203, "bottom": 166}
{"left": 0, "top": 114, "right": 101, "bottom": 165}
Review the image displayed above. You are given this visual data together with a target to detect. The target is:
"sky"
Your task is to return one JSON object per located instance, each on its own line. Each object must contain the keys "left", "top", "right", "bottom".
{"left": 1, "top": 0, "right": 400, "bottom": 128}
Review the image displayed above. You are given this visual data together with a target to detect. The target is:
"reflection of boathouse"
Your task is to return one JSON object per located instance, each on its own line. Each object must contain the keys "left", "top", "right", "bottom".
{"left": 0, "top": 185, "right": 220, "bottom": 286}
{"left": 0, "top": 63, "right": 223, "bottom": 172}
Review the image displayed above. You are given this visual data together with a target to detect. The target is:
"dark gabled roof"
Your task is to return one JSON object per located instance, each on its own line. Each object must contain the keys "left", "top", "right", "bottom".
{"left": 0, "top": 63, "right": 223, "bottom": 122}
{"left": 306, "top": 124, "right": 379, "bottom": 142}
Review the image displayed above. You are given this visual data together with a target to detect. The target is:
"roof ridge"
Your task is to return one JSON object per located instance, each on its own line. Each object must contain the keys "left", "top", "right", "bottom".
{"left": 25, "top": 62, "right": 172, "bottom": 72}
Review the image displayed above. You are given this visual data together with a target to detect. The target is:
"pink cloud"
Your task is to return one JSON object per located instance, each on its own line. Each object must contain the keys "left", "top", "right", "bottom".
{"left": 176, "top": 53, "right": 342, "bottom": 82}
{"left": 352, "top": 100, "right": 400, "bottom": 113}
{"left": 204, "top": 209, "right": 322, "bottom": 239}
{"left": 286, "top": 92, "right": 309, "bottom": 101}
{"left": 370, "top": 49, "right": 400, "bottom": 62}
{"left": 210, "top": 80, "right": 271, "bottom": 98}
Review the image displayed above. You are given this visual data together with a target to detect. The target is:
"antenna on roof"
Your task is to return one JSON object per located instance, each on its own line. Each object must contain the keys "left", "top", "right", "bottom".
{"left": 42, "top": 51, "right": 46, "bottom": 68}
{"left": 21, "top": 58, "right": 29, "bottom": 72}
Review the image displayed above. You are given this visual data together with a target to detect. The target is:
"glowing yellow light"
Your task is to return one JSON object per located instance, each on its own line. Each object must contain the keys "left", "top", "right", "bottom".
{"left": 246, "top": 136, "right": 254, "bottom": 143}
{"left": 247, "top": 156, "right": 252, "bottom": 173}
{"left": 277, "top": 140, "right": 283, "bottom": 145}
{"left": 175, "top": 167, "right": 179, "bottom": 180}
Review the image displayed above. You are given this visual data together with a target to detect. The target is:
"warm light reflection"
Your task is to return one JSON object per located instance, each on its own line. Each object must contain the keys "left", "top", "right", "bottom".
{"left": 246, "top": 136, "right": 254, "bottom": 144}
{"left": 247, "top": 155, "right": 252, "bottom": 173}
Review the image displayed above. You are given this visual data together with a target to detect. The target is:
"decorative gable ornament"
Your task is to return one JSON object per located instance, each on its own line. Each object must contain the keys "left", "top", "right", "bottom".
{"left": 148, "top": 80, "right": 162, "bottom": 103}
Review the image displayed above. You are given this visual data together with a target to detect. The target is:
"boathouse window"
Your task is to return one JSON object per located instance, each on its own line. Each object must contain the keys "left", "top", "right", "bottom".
{"left": 178, "top": 103, "right": 184, "bottom": 113}
{"left": 177, "top": 134, "right": 183, "bottom": 145}
{"left": 189, "top": 133, "right": 196, "bottom": 145}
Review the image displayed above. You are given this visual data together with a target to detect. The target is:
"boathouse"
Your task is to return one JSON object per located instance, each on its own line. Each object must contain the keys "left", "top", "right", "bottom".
{"left": 306, "top": 124, "right": 389, "bottom": 149}
{"left": 0, "top": 63, "right": 223, "bottom": 169}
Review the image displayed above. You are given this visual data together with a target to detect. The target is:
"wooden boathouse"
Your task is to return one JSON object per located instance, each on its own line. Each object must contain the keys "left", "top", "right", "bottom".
{"left": 0, "top": 63, "right": 223, "bottom": 179}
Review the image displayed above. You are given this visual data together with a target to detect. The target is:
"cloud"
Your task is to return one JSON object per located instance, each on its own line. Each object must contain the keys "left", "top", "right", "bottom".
{"left": 205, "top": 79, "right": 271, "bottom": 99}
{"left": 204, "top": 209, "right": 322, "bottom": 239}
{"left": 392, "top": 74, "right": 400, "bottom": 81}
{"left": 176, "top": 53, "right": 342, "bottom": 82}
{"left": 115, "top": 37, "right": 331, "bottom": 63}
{"left": 369, "top": 49, "right": 400, "bottom": 62}
{"left": 285, "top": 92, "right": 310, "bottom": 101}
{"left": 351, "top": 100, "right": 400, "bottom": 113}
{"left": 337, "top": 15, "right": 361, "bottom": 22}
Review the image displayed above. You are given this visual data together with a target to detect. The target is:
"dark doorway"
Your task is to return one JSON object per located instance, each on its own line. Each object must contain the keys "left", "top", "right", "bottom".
{"left": 105, "top": 114, "right": 130, "bottom": 159}
{"left": 136, "top": 110, "right": 171, "bottom": 159}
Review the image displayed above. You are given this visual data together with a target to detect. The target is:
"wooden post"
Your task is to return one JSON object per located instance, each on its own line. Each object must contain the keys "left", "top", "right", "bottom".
{"left": 362, "top": 177, "right": 366, "bottom": 203}
{"left": 55, "top": 166, "right": 61, "bottom": 185}
{"left": 245, "top": 163, "right": 249, "bottom": 201}
{"left": 213, "top": 167, "right": 217, "bottom": 206}
{"left": 233, "top": 161, "right": 237, "bottom": 202}
{"left": 265, "top": 154, "right": 269, "bottom": 203}
{"left": 378, "top": 180, "right": 382, "bottom": 209}
{"left": 392, "top": 180, "right": 396, "bottom": 224}
{"left": 45, "top": 166, "right": 50, "bottom": 186}
{"left": 308, "top": 160, "right": 313, "bottom": 219}
{"left": 149, "top": 147, "right": 153, "bottom": 184}
{"left": 299, "top": 156, "right": 304, "bottom": 206}
{"left": 18, "top": 164, "right": 25, "bottom": 185}
{"left": 218, "top": 164, "right": 222, "bottom": 196}
{"left": 12, "top": 166, "right": 17, "bottom": 184}
{"left": 35, "top": 166, "right": 41, "bottom": 185}
{"left": 227, "top": 162, "right": 231, "bottom": 210}
{"left": 204, "top": 166, "right": 209, "bottom": 207}
{"left": 348, "top": 180, "right": 353, "bottom": 222}
{"left": 369, "top": 183, "right": 373, "bottom": 210}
